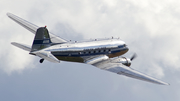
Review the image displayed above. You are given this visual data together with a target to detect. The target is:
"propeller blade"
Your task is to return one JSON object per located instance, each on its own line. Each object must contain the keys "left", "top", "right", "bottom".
{"left": 130, "top": 53, "right": 137, "bottom": 61}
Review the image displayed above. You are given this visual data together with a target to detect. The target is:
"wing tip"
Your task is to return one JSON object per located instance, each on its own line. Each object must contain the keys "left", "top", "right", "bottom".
{"left": 155, "top": 80, "right": 170, "bottom": 85}
{"left": 11, "top": 42, "right": 16, "bottom": 45}
{"left": 6, "top": 13, "right": 17, "bottom": 20}
{"left": 7, "top": 12, "right": 12, "bottom": 17}
{"left": 160, "top": 82, "right": 170, "bottom": 86}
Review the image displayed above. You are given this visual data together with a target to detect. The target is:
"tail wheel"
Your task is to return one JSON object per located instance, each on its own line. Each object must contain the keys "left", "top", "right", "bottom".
{"left": 40, "top": 59, "right": 44, "bottom": 63}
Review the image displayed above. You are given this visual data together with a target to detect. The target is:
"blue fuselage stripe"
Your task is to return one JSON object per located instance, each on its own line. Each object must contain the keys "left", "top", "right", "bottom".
{"left": 33, "top": 39, "right": 51, "bottom": 44}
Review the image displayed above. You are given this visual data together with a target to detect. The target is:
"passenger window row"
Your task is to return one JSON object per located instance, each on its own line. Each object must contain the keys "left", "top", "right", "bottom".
{"left": 79, "top": 49, "right": 111, "bottom": 55}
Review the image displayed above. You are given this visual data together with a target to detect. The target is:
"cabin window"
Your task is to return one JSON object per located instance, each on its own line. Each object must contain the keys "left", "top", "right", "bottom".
{"left": 109, "top": 49, "right": 111, "bottom": 53}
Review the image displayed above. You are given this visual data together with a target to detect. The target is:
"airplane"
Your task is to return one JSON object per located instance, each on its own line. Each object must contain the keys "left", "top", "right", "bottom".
{"left": 7, "top": 13, "right": 169, "bottom": 85}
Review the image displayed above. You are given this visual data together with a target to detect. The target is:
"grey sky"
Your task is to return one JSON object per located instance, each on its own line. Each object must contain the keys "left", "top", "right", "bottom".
{"left": 1, "top": 0, "right": 180, "bottom": 101}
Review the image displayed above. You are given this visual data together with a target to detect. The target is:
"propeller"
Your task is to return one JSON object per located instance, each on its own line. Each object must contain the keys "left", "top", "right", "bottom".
{"left": 130, "top": 53, "right": 137, "bottom": 61}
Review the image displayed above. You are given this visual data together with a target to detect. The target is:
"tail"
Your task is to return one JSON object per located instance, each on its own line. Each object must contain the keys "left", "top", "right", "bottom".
{"left": 31, "top": 26, "right": 59, "bottom": 63}
{"left": 11, "top": 27, "right": 52, "bottom": 52}
{"left": 11, "top": 27, "right": 60, "bottom": 63}
{"left": 31, "top": 26, "right": 51, "bottom": 52}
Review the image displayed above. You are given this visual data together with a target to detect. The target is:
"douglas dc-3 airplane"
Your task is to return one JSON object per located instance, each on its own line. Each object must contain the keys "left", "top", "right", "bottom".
{"left": 7, "top": 13, "right": 169, "bottom": 85}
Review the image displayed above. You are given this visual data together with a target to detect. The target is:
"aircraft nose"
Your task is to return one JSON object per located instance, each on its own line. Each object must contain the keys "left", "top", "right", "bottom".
{"left": 125, "top": 46, "right": 129, "bottom": 52}
{"left": 123, "top": 44, "right": 129, "bottom": 51}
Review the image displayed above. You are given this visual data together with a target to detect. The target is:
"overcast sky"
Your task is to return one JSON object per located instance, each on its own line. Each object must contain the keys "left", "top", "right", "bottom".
{"left": 1, "top": 0, "right": 180, "bottom": 101}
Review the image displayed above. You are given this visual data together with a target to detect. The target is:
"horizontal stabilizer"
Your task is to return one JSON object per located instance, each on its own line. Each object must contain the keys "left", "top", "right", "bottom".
{"left": 11, "top": 42, "right": 31, "bottom": 51}
{"left": 31, "top": 51, "right": 60, "bottom": 63}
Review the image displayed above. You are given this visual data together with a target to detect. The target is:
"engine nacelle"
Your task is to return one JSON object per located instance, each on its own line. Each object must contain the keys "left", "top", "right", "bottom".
{"left": 111, "top": 57, "right": 131, "bottom": 66}
{"left": 85, "top": 55, "right": 109, "bottom": 65}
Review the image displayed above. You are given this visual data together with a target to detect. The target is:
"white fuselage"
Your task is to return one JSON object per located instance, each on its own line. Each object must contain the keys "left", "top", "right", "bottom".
{"left": 43, "top": 38, "right": 129, "bottom": 62}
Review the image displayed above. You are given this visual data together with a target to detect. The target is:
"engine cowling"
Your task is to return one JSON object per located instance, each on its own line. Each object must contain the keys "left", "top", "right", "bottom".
{"left": 111, "top": 57, "right": 131, "bottom": 67}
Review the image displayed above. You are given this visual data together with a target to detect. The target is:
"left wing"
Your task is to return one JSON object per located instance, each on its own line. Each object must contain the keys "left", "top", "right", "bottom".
{"left": 86, "top": 56, "right": 169, "bottom": 85}
{"left": 7, "top": 13, "right": 67, "bottom": 44}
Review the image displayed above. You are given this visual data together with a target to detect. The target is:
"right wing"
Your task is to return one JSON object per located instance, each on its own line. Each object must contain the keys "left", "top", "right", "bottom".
{"left": 87, "top": 56, "right": 169, "bottom": 85}
{"left": 7, "top": 13, "right": 67, "bottom": 44}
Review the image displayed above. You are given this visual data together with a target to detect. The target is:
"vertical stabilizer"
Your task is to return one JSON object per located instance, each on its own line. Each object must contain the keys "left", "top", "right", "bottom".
{"left": 31, "top": 27, "right": 51, "bottom": 52}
